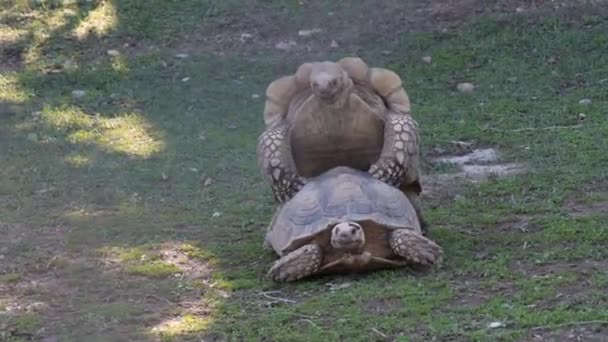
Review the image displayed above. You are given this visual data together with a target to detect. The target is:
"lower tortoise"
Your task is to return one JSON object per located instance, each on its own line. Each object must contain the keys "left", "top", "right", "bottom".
{"left": 264, "top": 166, "right": 443, "bottom": 282}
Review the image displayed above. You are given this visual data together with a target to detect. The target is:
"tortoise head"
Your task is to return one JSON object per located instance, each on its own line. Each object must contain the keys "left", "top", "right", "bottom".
{"left": 330, "top": 221, "right": 365, "bottom": 251}
{"left": 309, "top": 62, "right": 352, "bottom": 105}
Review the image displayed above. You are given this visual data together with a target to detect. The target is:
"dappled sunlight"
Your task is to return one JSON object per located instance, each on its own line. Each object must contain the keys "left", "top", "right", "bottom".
{"left": 0, "top": 74, "right": 32, "bottom": 102}
{"left": 95, "top": 113, "right": 166, "bottom": 158}
{"left": 63, "top": 152, "right": 92, "bottom": 168}
{"left": 149, "top": 314, "right": 214, "bottom": 340}
{"left": 39, "top": 106, "right": 166, "bottom": 158}
{"left": 21, "top": 7, "right": 78, "bottom": 66}
{"left": 72, "top": 0, "right": 118, "bottom": 40}
{"left": 0, "top": 26, "right": 27, "bottom": 46}
{"left": 96, "top": 241, "right": 222, "bottom": 285}
{"left": 95, "top": 241, "right": 229, "bottom": 340}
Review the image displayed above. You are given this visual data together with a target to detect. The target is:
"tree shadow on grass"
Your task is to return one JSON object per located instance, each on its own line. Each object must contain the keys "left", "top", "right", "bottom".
{"left": 0, "top": 1, "right": 284, "bottom": 340}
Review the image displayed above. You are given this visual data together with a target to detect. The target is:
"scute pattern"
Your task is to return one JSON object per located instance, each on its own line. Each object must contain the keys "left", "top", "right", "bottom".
{"left": 267, "top": 167, "right": 421, "bottom": 254}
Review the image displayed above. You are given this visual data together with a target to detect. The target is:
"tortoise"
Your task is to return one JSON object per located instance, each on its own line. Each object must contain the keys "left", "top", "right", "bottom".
{"left": 264, "top": 166, "right": 443, "bottom": 282}
{"left": 256, "top": 57, "right": 426, "bottom": 230}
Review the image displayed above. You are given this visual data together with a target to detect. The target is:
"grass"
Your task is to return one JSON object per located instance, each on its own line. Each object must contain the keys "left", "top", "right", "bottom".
{"left": 1, "top": 0, "right": 607, "bottom": 341}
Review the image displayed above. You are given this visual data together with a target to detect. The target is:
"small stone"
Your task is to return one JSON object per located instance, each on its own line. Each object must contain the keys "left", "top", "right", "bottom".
{"left": 578, "top": 98, "right": 592, "bottom": 105}
{"left": 175, "top": 53, "right": 190, "bottom": 59}
{"left": 578, "top": 113, "right": 586, "bottom": 120}
{"left": 421, "top": 56, "right": 432, "bottom": 64}
{"left": 298, "top": 28, "right": 322, "bottom": 37}
{"left": 203, "top": 178, "right": 213, "bottom": 187}
{"left": 330, "top": 40, "right": 339, "bottom": 48}
{"left": 71, "top": 90, "right": 86, "bottom": 98}
{"left": 251, "top": 94, "right": 260, "bottom": 99}
{"left": 227, "top": 124, "right": 237, "bottom": 130}
{"left": 212, "top": 211, "right": 221, "bottom": 218}
{"left": 181, "top": 77, "right": 190, "bottom": 82}
{"left": 107, "top": 49, "right": 120, "bottom": 56}
{"left": 507, "top": 77, "right": 517, "bottom": 83}
{"left": 457, "top": 82, "right": 475, "bottom": 93}
{"left": 488, "top": 322, "right": 504, "bottom": 329}
{"left": 27, "top": 133, "right": 39, "bottom": 142}
{"left": 189, "top": 167, "right": 199, "bottom": 172}
{"left": 161, "top": 172, "right": 168, "bottom": 181}
{"left": 381, "top": 50, "right": 392, "bottom": 55}
{"left": 240, "top": 33, "right": 253, "bottom": 42}
{"left": 515, "top": 7, "right": 524, "bottom": 12}
{"left": 275, "top": 40, "right": 297, "bottom": 51}
{"left": 547, "top": 56, "right": 557, "bottom": 64}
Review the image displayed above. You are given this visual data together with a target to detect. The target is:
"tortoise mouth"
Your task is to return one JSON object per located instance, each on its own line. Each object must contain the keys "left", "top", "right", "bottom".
{"left": 331, "top": 239, "right": 364, "bottom": 251}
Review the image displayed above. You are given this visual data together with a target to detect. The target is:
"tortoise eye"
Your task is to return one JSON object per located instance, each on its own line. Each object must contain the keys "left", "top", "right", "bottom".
{"left": 330, "top": 79, "right": 337, "bottom": 87}
{"left": 351, "top": 227, "right": 357, "bottom": 235}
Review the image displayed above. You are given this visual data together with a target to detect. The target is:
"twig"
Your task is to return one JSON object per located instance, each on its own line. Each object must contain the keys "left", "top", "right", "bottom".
{"left": 258, "top": 291, "right": 296, "bottom": 304}
{"left": 483, "top": 124, "right": 583, "bottom": 133}
{"left": 530, "top": 320, "right": 608, "bottom": 331}
{"left": 299, "top": 319, "right": 320, "bottom": 329}
{"left": 146, "top": 294, "right": 178, "bottom": 306}
{"left": 371, "top": 328, "right": 388, "bottom": 338}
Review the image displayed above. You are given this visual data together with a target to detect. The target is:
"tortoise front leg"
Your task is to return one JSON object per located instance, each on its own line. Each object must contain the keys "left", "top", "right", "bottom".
{"left": 388, "top": 228, "right": 443, "bottom": 266}
{"left": 368, "top": 112, "right": 420, "bottom": 187}
{"left": 257, "top": 123, "right": 307, "bottom": 203}
{"left": 267, "top": 244, "right": 323, "bottom": 282}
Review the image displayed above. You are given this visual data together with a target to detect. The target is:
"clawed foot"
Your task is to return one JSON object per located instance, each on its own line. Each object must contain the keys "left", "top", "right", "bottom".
{"left": 389, "top": 229, "right": 443, "bottom": 266}
{"left": 267, "top": 244, "right": 322, "bottom": 282}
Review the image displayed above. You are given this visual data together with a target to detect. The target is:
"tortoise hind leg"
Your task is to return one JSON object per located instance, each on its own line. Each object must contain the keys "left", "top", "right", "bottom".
{"left": 267, "top": 244, "right": 323, "bottom": 282}
{"left": 257, "top": 123, "right": 307, "bottom": 203}
{"left": 388, "top": 229, "right": 443, "bottom": 266}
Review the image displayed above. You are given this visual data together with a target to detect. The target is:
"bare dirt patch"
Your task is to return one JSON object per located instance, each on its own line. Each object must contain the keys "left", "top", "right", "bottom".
{"left": 526, "top": 324, "right": 608, "bottom": 342}
{"left": 563, "top": 179, "right": 608, "bottom": 218}
{"left": 564, "top": 198, "right": 608, "bottom": 218}
{"left": 422, "top": 148, "right": 527, "bottom": 201}
{"left": 509, "top": 260, "right": 608, "bottom": 310}
{"left": 448, "top": 280, "right": 516, "bottom": 308}
{"left": 175, "top": 0, "right": 575, "bottom": 59}
{"left": 361, "top": 296, "right": 403, "bottom": 314}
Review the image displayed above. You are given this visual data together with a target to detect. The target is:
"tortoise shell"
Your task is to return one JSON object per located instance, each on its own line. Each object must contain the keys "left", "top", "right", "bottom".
{"left": 265, "top": 166, "right": 421, "bottom": 256}
{"left": 288, "top": 82, "right": 387, "bottom": 178}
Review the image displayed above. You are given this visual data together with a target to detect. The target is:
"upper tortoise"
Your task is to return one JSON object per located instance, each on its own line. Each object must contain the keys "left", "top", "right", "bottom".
{"left": 257, "top": 57, "right": 425, "bottom": 229}
{"left": 264, "top": 166, "right": 443, "bottom": 282}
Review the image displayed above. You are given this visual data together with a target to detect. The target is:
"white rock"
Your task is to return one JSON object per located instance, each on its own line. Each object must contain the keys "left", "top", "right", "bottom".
{"left": 212, "top": 211, "right": 221, "bottom": 218}
{"left": 71, "top": 90, "right": 86, "bottom": 98}
{"left": 298, "top": 28, "right": 322, "bottom": 37}
{"left": 488, "top": 322, "right": 504, "bottom": 329}
{"left": 330, "top": 40, "right": 339, "bottom": 48}
{"left": 251, "top": 94, "right": 260, "bottom": 99}
{"left": 175, "top": 53, "right": 189, "bottom": 59}
{"left": 181, "top": 77, "right": 190, "bottom": 82}
{"left": 457, "top": 82, "right": 475, "bottom": 93}
{"left": 107, "top": 49, "right": 120, "bottom": 57}
{"left": 240, "top": 33, "right": 253, "bottom": 42}
{"left": 421, "top": 56, "right": 432, "bottom": 64}
{"left": 275, "top": 41, "right": 297, "bottom": 51}
{"left": 507, "top": 77, "right": 517, "bottom": 83}
{"left": 578, "top": 98, "right": 592, "bottom": 105}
